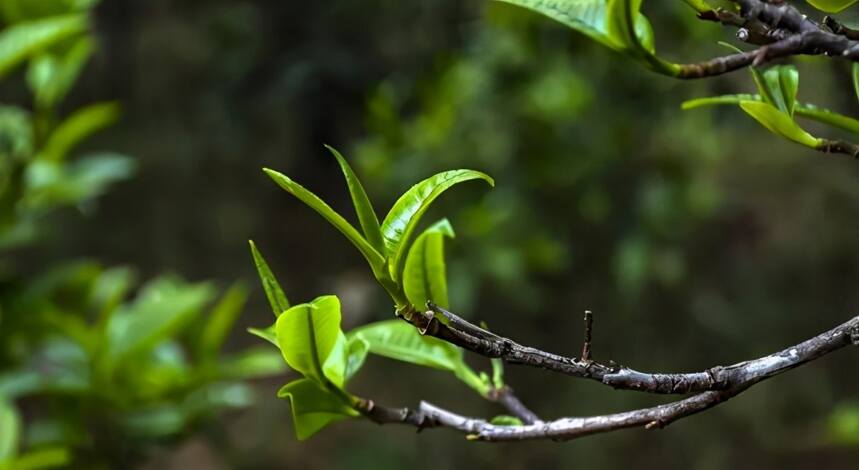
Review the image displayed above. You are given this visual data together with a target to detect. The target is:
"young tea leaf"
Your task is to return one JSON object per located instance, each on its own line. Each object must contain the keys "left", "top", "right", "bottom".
{"left": 277, "top": 378, "right": 357, "bottom": 441}
{"left": 403, "top": 219, "right": 454, "bottom": 309}
{"left": 247, "top": 324, "right": 277, "bottom": 346}
{"left": 739, "top": 101, "right": 822, "bottom": 148}
{"left": 275, "top": 295, "right": 343, "bottom": 386}
{"left": 381, "top": 169, "right": 493, "bottom": 283}
{"left": 263, "top": 169, "right": 386, "bottom": 275}
{"left": 248, "top": 240, "right": 290, "bottom": 317}
{"left": 326, "top": 145, "right": 386, "bottom": 255}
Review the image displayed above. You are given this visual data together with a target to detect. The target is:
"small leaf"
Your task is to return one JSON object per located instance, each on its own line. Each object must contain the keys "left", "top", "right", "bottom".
{"left": 739, "top": 101, "right": 821, "bottom": 148}
{"left": 853, "top": 63, "right": 859, "bottom": 106}
{"left": 263, "top": 168, "right": 386, "bottom": 275}
{"left": 806, "top": 0, "right": 858, "bottom": 12}
{"left": 277, "top": 378, "right": 357, "bottom": 441}
{"left": 403, "top": 219, "right": 454, "bottom": 309}
{"left": 0, "top": 14, "right": 87, "bottom": 77}
{"left": 345, "top": 336, "right": 369, "bottom": 381}
{"left": 348, "top": 320, "right": 488, "bottom": 395}
{"left": 248, "top": 240, "right": 290, "bottom": 317}
{"left": 275, "top": 295, "right": 342, "bottom": 386}
{"left": 26, "top": 35, "right": 93, "bottom": 108}
{"left": 753, "top": 66, "right": 799, "bottom": 116}
{"left": 197, "top": 282, "right": 249, "bottom": 360}
{"left": 4, "top": 447, "right": 69, "bottom": 470}
{"left": 39, "top": 102, "right": 121, "bottom": 163}
{"left": 490, "top": 415, "right": 523, "bottom": 426}
{"left": 681, "top": 94, "right": 761, "bottom": 110}
{"left": 326, "top": 145, "right": 386, "bottom": 255}
{"left": 0, "top": 399, "right": 20, "bottom": 461}
{"left": 381, "top": 170, "right": 493, "bottom": 282}
{"left": 247, "top": 324, "right": 277, "bottom": 346}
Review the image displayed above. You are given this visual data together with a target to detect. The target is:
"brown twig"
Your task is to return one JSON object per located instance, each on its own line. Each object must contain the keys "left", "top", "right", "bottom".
{"left": 353, "top": 316, "right": 859, "bottom": 441}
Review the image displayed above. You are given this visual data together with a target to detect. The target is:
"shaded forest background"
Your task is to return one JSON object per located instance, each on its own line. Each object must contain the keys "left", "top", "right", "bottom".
{"left": 5, "top": 0, "right": 859, "bottom": 468}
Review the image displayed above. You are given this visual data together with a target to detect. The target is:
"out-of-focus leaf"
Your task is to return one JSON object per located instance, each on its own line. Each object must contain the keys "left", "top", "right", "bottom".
{"left": 24, "top": 153, "right": 134, "bottom": 208}
{"left": 277, "top": 378, "right": 357, "bottom": 441}
{"left": 27, "top": 36, "right": 93, "bottom": 108}
{"left": 275, "top": 295, "right": 342, "bottom": 386}
{"left": 0, "top": 399, "right": 20, "bottom": 461}
{"left": 248, "top": 240, "right": 290, "bottom": 317}
{"left": 829, "top": 404, "right": 859, "bottom": 445}
{"left": 381, "top": 169, "right": 493, "bottom": 282}
{"left": 326, "top": 145, "right": 386, "bottom": 255}
{"left": 0, "top": 14, "right": 87, "bottom": 77}
{"left": 0, "top": 106, "right": 32, "bottom": 160}
{"left": 220, "top": 348, "right": 287, "bottom": 380}
{"left": 263, "top": 168, "right": 386, "bottom": 275}
{"left": 806, "top": 0, "right": 858, "bottom": 12}
{"left": 40, "top": 102, "right": 120, "bottom": 163}
{"left": 403, "top": 219, "right": 454, "bottom": 309}
{"left": 197, "top": 282, "right": 248, "bottom": 359}
{"left": 105, "top": 277, "right": 215, "bottom": 367}
{"left": 739, "top": 101, "right": 821, "bottom": 148}
{"left": 5, "top": 447, "right": 69, "bottom": 470}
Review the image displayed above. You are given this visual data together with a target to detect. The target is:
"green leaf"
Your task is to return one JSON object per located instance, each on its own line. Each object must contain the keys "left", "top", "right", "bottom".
{"left": 739, "top": 101, "right": 822, "bottom": 148}
{"left": 348, "top": 320, "right": 488, "bottom": 395}
{"left": 494, "top": 0, "right": 652, "bottom": 53}
{"left": 0, "top": 14, "right": 87, "bottom": 77}
{"left": 403, "top": 219, "right": 454, "bottom": 309}
{"left": 381, "top": 169, "right": 493, "bottom": 282}
{"left": 26, "top": 35, "right": 93, "bottom": 108}
{"left": 247, "top": 324, "right": 277, "bottom": 346}
{"left": 490, "top": 415, "right": 524, "bottom": 426}
{"left": 40, "top": 102, "right": 121, "bottom": 163}
{"left": 0, "top": 399, "right": 20, "bottom": 461}
{"left": 197, "top": 282, "right": 249, "bottom": 360}
{"left": 852, "top": 63, "right": 859, "bottom": 106}
{"left": 275, "top": 295, "right": 342, "bottom": 386}
{"left": 806, "top": 0, "right": 858, "bottom": 12}
{"left": 326, "top": 145, "right": 386, "bottom": 255}
{"left": 105, "top": 277, "right": 215, "bottom": 367}
{"left": 248, "top": 240, "right": 290, "bottom": 317}
{"left": 682, "top": 94, "right": 859, "bottom": 135}
{"left": 752, "top": 66, "right": 799, "bottom": 116}
{"left": 4, "top": 447, "right": 68, "bottom": 470}
{"left": 345, "top": 336, "right": 369, "bottom": 381}
{"left": 277, "top": 378, "right": 357, "bottom": 441}
{"left": 263, "top": 168, "right": 386, "bottom": 275}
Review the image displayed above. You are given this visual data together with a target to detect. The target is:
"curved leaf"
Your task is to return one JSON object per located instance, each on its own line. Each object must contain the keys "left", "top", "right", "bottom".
{"left": 0, "top": 14, "right": 87, "bottom": 77}
{"left": 806, "top": 0, "right": 858, "bottom": 12}
{"left": 751, "top": 66, "right": 798, "bottom": 116}
{"left": 263, "top": 168, "right": 386, "bottom": 275}
{"left": 344, "top": 336, "right": 369, "bottom": 381}
{"left": 403, "top": 219, "right": 454, "bottom": 309}
{"left": 248, "top": 240, "right": 290, "bottom": 317}
{"left": 275, "top": 295, "right": 342, "bottom": 385}
{"left": 739, "top": 101, "right": 821, "bottom": 148}
{"left": 247, "top": 324, "right": 277, "bottom": 346}
{"left": 348, "top": 320, "right": 488, "bottom": 395}
{"left": 853, "top": 63, "right": 859, "bottom": 106}
{"left": 0, "top": 399, "right": 20, "bottom": 461}
{"left": 277, "top": 378, "right": 357, "bottom": 441}
{"left": 40, "top": 102, "right": 121, "bottom": 163}
{"left": 681, "top": 94, "right": 761, "bottom": 110}
{"left": 495, "top": 0, "right": 652, "bottom": 52}
{"left": 326, "top": 145, "right": 386, "bottom": 255}
{"left": 381, "top": 169, "right": 493, "bottom": 282}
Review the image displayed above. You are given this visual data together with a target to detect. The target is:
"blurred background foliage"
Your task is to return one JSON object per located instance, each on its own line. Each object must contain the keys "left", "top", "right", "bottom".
{"left": 1, "top": 0, "right": 858, "bottom": 468}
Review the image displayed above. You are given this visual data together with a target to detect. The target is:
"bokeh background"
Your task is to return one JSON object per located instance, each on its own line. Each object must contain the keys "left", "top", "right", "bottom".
{"left": 5, "top": 0, "right": 859, "bottom": 468}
